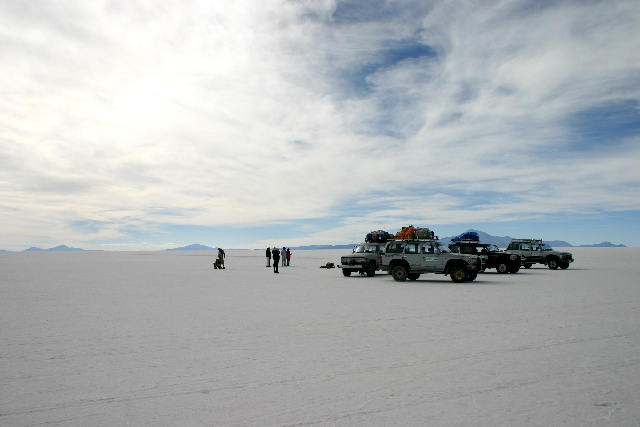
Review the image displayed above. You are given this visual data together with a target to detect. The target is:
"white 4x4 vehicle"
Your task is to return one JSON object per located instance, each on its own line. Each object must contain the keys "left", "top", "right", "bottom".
{"left": 340, "top": 242, "right": 385, "bottom": 277}
{"left": 504, "top": 239, "right": 574, "bottom": 269}
{"left": 379, "top": 239, "right": 481, "bottom": 283}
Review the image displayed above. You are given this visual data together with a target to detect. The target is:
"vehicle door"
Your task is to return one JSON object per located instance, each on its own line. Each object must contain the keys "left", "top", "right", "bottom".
{"left": 420, "top": 243, "right": 443, "bottom": 270}
{"left": 519, "top": 242, "right": 533, "bottom": 262}
{"left": 474, "top": 245, "right": 490, "bottom": 268}
{"left": 530, "top": 243, "right": 543, "bottom": 262}
{"left": 402, "top": 242, "right": 423, "bottom": 269}
{"left": 382, "top": 241, "right": 405, "bottom": 267}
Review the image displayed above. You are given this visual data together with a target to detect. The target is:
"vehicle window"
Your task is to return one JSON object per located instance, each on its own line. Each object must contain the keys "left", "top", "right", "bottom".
{"left": 488, "top": 245, "right": 499, "bottom": 252}
{"left": 449, "top": 245, "right": 460, "bottom": 253}
{"left": 507, "top": 243, "right": 518, "bottom": 250}
{"left": 531, "top": 244, "right": 540, "bottom": 251}
{"left": 386, "top": 242, "right": 404, "bottom": 254}
{"left": 354, "top": 245, "right": 366, "bottom": 253}
{"left": 521, "top": 243, "right": 530, "bottom": 250}
{"left": 405, "top": 244, "right": 419, "bottom": 254}
{"left": 540, "top": 244, "right": 552, "bottom": 251}
{"left": 422, "top": 244, "right": 435, "bottom": 254}
{"left": 435, "top": 243, "right": 451, "bottom": 253}
{"left": 461, "top": 245, "right": 473, "bottom": 254}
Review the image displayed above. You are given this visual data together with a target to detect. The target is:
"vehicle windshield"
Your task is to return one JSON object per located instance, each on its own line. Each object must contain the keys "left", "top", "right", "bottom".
{"left": 487, "top": 245, "right": 499, "bottom": 252}
{"left": 435, "top": 242, "right": 451, "bottom": 253}
{"left": 354, "top": 244, "right": 381, "bottom": 253}
{"left": 540, "top": 244, "right": 553, "bottom": 251}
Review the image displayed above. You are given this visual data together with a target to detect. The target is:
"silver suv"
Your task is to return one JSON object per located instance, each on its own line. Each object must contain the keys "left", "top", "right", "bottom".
{"left": 379, "top": 239, "right": 481, "bottom": 283}
{"left": 504, "top": 239, "right": 574, "bottom": 269}
{"left": 340, "top": 242, "right": 386, "bottom": 277}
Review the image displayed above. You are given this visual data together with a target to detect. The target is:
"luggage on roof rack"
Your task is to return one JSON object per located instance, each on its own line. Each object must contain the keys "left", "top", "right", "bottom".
{"left": 451, "top": 231, "right": 480, "bottom": 242}
{"left": 414, "top": 227, "right": 435, "bottom": 239}
{"left": 395, "top": 226, "right": 416, "bottom": 240}
{"left": 365, "top": 230, "right": 393, "bottom": 243}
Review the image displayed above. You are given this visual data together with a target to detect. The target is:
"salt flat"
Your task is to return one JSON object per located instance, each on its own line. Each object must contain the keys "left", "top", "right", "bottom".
{"left": 1, "top": 248, "right": 639, "bottom": 426}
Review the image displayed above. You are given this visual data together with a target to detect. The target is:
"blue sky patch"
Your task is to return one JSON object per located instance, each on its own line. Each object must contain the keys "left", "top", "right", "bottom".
{"left": 340, "top": 40, "right": 437, "bottom": 97}
{"left": 331, "top": 0, "right": 433, "bottom": 24}
{"left": 565, "top": 100, "right": 640, "bottom": 151}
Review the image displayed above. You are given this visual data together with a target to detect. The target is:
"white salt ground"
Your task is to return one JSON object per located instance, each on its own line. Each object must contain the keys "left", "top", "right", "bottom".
{"left": 1, "top": 248, "right": 639, "bottom": 426}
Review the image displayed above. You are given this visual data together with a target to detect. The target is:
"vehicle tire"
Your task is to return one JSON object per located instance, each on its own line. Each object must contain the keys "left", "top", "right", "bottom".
{"left": 450, "top": 266, "right": 467, "bottom": 283}
{"left": 408, "top": 273, "right": 420, "bottom": 281}
{"left": 559, "top": 262, "right": 569, "bottom": 269}
{"left": 496, "top": 261, "right": 509, "bottom": 274}
{"left": 466, "top": 271, "right": 478, "bottom": 281}
{"left": 366, "top": 262, "right": 376, "bottom": 277}
{"left": 342, "top": 269, "right": 352, "bottom": 277}
{"left": 547, "top": 257, "right": 559, "bottom": 270}
{"left": 524, "top": 263, "right": 532, "bottom": 269}
{"left": 392, "top": 266, "right": 408, "bottom": 282}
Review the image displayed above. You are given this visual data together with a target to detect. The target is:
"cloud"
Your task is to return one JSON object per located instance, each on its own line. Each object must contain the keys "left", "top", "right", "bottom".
{"left": 0, "top": 0, "right": 639, "bottom": 249}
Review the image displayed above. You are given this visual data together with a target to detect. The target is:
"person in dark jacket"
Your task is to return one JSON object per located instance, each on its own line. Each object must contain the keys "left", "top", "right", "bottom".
{"left": 266, "top": 247, "right": 271, "bottom": 267}
{"left": 272, "top": 247, "right": 280, "bottom": 273}
{"left": 217, "top": 248, "right": 225, "bottom": 269}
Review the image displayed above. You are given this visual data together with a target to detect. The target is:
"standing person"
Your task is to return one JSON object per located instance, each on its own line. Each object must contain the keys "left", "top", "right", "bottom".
{"left": 217, "top": 248, "right": 226, "bottom": 269}
{"left": 266, "top": 247, "right": 271, "bottom": 267}
{"left": 282, "top": 247, "right": 286, "bottom": 266}
{"left": 272, "top": 247, "right": 280, "bottom": 273}
{"left": 286, "top": 248, "right": 291, "bottom": 266}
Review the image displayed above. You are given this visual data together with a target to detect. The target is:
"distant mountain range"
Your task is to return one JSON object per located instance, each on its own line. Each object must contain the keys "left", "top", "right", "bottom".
{"left": 575, "top": 242, "right": 627, "bottom": 248}
{"left": 22, "top": 245, "right": 101, "bottom": 252}
{"left": 288, "top": 244, "right": 355, "bottom": 250}
{"left": 2, "top": 232, "right": 626, "bottom": 252}
{"left": 166, "top": 244, "right": 217, "bottom": 251}
{"left": 438, "top": 230, "right": 625, "bottom": 248}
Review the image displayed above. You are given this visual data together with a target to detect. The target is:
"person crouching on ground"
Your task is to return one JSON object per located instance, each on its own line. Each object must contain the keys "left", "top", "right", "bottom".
{"left": 272, "top": 247, "right": 280, "bottom": 273}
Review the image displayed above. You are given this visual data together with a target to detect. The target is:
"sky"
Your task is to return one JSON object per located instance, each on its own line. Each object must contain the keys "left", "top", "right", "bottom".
{"left": 1, "top": 0, "right": 639, "bottom": 251}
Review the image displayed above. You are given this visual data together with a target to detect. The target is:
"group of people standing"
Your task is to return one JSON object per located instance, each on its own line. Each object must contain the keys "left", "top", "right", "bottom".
{"left": 266, "top": 247, "right": 291, "bottom": 273}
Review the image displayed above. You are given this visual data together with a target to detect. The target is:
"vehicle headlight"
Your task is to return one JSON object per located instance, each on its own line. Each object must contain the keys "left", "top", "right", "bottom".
{"left": 510, "top": 254, "right": 518, "bottom": 260}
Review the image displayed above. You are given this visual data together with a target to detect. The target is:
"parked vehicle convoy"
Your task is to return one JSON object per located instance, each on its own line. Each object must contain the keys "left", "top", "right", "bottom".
{"left": 448, "top": 241, "right": 522, "bottom": 274}
{"left": 379, "top": 239, "right": 482, "bottom": 283}
{"left": 339, "top": 242, "right": 386, "bottom": 276}
{"left": 504, "top": 239, "right": 574, "bottom": 269}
